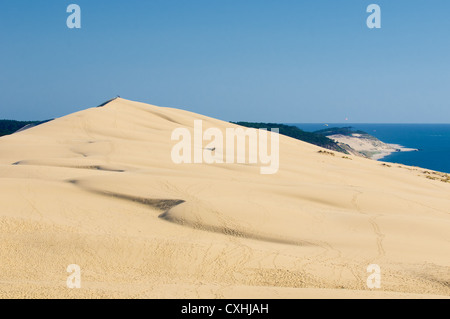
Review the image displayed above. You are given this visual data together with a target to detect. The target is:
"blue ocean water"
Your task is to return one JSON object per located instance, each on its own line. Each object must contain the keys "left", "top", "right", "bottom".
{"left": 291, "top": 124, "right": 450, "bottom": 174}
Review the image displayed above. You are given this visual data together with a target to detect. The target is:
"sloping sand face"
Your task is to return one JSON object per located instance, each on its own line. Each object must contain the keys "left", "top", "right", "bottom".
{"left": 0, "top": 98, "right": 449, "bottom": 299}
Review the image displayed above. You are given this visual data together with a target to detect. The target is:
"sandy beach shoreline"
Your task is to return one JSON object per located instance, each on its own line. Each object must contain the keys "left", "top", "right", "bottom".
{"left": 327, "top": 134, "right": 419, "bottom": 161}
{"left": 371, "top": 143, "right": 418, "bottom": 160}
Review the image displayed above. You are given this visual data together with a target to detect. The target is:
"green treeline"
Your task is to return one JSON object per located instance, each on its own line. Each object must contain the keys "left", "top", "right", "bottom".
{"left": 231, "top": 122, "right": 348, "bottom": 154}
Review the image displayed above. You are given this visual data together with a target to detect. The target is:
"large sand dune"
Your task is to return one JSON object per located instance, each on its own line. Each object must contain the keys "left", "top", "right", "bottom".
{"left": 0, "top": 98, "right": 449, "bottom": 298}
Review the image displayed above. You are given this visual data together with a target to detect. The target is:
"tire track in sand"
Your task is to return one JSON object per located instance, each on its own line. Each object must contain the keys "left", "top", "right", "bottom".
{"left": 351, "top": 191, "right": 386, "bottom": 261}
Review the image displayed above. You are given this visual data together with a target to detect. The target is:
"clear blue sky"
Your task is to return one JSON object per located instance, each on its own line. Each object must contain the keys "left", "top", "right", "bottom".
{"left": 1, "top": 0, "right": 449, "bottom": 123}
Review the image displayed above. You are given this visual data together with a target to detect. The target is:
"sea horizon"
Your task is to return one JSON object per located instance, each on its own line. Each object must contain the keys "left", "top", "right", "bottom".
{"left": 291, "top": 123, "right": 450, "bottom": 174}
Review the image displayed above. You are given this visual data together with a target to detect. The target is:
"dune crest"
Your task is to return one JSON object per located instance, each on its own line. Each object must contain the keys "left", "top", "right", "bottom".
{"left": 0, "top": 98, "right": 449, "bottom": 298}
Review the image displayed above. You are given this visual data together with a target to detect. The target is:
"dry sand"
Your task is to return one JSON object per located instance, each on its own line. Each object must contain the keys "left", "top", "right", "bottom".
{"left": 0, "top": 98, "right": 449, "bottom": 299}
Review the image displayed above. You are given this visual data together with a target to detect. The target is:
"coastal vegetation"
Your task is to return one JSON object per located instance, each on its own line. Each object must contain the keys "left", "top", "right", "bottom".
{"left": 231, "top": 122, "right": 349, "bottom": 154}
{"left": 0, "top": 120, "right": 50, "bottom": 137}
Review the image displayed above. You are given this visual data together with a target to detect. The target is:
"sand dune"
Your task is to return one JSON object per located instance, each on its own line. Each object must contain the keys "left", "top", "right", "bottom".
{"left": 0, "top": 98, "right": 449, "bottom": 298}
